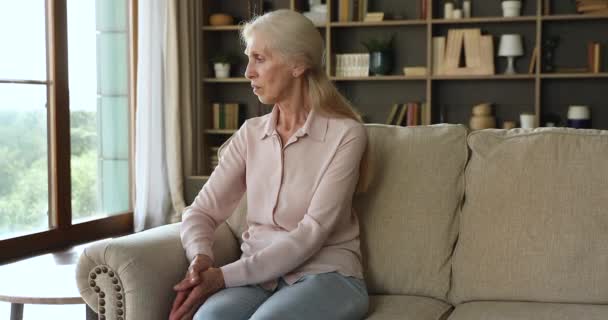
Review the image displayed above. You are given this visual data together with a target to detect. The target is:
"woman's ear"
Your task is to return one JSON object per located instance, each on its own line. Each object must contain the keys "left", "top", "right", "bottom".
{"left": 292, "top": 65, "right": 307, "bottom": 78}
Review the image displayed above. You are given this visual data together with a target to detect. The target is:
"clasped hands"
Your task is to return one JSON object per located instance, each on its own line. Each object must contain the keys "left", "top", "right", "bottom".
{"left": 169, "top": 254, "right": 225, "bottom": 320}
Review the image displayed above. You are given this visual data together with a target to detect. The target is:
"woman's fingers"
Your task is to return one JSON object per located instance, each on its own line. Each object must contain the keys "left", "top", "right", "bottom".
{"left": 171, "top": 287, "right": 205, "bottom": 320}
{"left": 173, "top": 277, "right": 199, "bottom": 291}
{"left": 171, "top": 290, "right": 189, "bottom": 314}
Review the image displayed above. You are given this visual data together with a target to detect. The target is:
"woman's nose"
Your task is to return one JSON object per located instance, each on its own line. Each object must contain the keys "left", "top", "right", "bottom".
{"left": 245, "top": 62, "right": 256, "bottom": 79}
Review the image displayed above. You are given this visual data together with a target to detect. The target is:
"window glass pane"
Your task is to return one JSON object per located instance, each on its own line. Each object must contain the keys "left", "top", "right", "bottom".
{"left": 67, "top": 0, "right": 130, "bottom": 223}
{"left": 0, "top": 84, "right": 49, "bottom": 239}
{"left": 0, "top": 0, "right": 47, "bottom": 80}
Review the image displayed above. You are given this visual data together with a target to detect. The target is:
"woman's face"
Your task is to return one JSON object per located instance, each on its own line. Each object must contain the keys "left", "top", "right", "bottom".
{"left": 244, "top": 34, "right": 297, "bottom": 104}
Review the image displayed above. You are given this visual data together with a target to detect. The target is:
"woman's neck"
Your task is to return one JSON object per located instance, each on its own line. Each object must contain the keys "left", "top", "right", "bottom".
{"left": 276, "top": 79, "right": 310, "bottom": 132}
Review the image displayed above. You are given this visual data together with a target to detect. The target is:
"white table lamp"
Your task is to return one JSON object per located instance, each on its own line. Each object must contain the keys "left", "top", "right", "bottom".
{"left": 498, "top": 34, "right": 524, "bottom": 74}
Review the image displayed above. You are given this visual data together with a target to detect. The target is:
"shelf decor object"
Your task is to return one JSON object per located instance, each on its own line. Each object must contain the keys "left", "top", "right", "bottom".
{"left": 469, "top": 103, "right": 496, "bottom": 130}
{"left": 502, "top": 0, "right": 522, "bottom": 17}
{"left": 441, "top": 29, "right": 494, "bottom": 76}
{"left": 520, "top": 113, "right": 536, "bottom": 129}
{"left": 362, "top": 35, "right": 395, "bottom": 76}
{"left": 567, "top": 105, "right": 591, "bottom": 129}
{"left": 498, "top": 34, "right": 524, "bottom": 74}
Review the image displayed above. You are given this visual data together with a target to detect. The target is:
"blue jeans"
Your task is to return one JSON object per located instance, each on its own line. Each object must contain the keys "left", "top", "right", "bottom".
{"left": 193, "top": 272, "right": 369, "bottom": 320}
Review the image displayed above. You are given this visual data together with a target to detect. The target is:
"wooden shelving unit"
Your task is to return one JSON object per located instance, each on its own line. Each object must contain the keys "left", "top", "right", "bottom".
{"left": 190, "top": 0, "right": 608, "bottom": 179}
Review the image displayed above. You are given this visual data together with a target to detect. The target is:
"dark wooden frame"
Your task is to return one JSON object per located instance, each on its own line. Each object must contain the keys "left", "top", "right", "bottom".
{"left": 0, "top": 0, "right": 137, "bottom": 263}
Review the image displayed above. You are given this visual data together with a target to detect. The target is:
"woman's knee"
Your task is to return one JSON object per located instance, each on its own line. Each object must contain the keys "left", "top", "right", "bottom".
{"left": 192, "top": 302, "right": 227, "bottom": 320}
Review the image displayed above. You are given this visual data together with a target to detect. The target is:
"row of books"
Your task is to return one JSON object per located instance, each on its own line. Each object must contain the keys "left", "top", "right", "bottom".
{"left": 576, "top": 0, "right": 608, "bottom": 15}
{"left": 336, "top": 0, "right": 427, "bottom": 21}
{"left": 211, "top": 103, "right": 245, "bottom": 130}
{"left": 335, "top": 54, "right": 369, "bottom": 77}
{"left": 386, "top": 102, "right": 426, "bottom": 126}
{"left": 337, "top": 0, "right": 368, "bottom": 22}
{"left": 588, "top": 42, "right": 603, "bottom": 73}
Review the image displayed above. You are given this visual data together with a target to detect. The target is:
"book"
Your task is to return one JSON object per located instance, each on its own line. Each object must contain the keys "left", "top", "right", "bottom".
{"left": 593, "top": 42, "right": 601, "bottom": 73}
{"left": 403, "top": 67, "right": 427, "bottom": 76}
{"left": 363, "top": 12, "right": 384, "bottom": 22}
{"left": 588, "top": 42, "right": 596, "bottom": 72}
{"left": 386, "top": 103, "right": 401, "bottom": 124}
{"left": 212, "top": 103, "right": 221, "bottom": 129}
{"left": 396, "top": 104, "right": 408, "bottom": 126}
{"left": 432, "top": 37, "right": 446, "bottom": 75}
{"left": 529, "top": 46, "right": 539, "bottom": 74}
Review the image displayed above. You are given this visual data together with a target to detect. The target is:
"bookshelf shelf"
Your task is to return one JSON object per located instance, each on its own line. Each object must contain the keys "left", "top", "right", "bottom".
{"left": 432, "top": 74, "right": 536, "bottom": 80}
{"left": 203, "top": 77, "right": 249, "bottom": 83}
{"left": 205, "top": 129, "right": 238, "bottom": 134}
{"left": 542, "top": 14, "right": 608, "bottom": 21}
{"left": 202, "top": 25, "right": 241, "bottom": 31}
{"left": 432, "top": 16, "right": 537, "bottom": 24}
{"left": 541, "top": 73, "right": 608, "bottom": 79}
{"left": 331, "top": 75, "right": 427, "bottom": 81}
{"left": 330, "top": 20, "right": 427, "bottom": 27}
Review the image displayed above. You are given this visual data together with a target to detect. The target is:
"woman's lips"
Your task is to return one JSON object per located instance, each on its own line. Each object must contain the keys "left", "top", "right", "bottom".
{"left": 252, "top": 85, "right": 260, "bottom": 94}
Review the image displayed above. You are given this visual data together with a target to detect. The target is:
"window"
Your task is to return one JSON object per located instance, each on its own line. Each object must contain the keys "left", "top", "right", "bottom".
{"left": 0, "top": 0, "right": 135, "bottom": 262}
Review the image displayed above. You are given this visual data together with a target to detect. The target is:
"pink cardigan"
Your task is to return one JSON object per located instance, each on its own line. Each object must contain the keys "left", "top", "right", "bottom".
{"left": 180, "top": 106, "right": 367, "bottom": 289}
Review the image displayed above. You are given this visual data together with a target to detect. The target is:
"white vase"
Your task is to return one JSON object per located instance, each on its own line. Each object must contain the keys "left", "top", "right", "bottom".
{"left": 214, "top": 63, "right": 230, "bottom": 78}
{"left": 502, "top": 1, "right": 522, "bottom": 17}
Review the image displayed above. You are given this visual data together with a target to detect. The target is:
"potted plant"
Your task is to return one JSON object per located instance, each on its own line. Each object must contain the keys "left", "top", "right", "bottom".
{"left": 501, "top": 0, "right": 522, "bottom": 17}
{"left": 210, "top": 54, "right": 237, "bottom": 78}
{"left": 361, "top": 34, "right": 395, "bottom": 76}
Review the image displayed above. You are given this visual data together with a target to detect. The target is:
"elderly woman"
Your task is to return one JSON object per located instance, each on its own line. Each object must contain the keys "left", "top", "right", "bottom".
{"left": 169, "top": 9, "right": 369, "bottom": 320}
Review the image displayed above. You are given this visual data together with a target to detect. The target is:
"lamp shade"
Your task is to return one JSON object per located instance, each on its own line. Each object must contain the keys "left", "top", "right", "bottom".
{"left": 498, "top": 34, "right": 523, "bottom": 57}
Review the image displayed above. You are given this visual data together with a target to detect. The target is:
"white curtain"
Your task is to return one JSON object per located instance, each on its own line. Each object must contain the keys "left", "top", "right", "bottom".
{"left": 134, "top": 0, "right": 187, "bottom": 231}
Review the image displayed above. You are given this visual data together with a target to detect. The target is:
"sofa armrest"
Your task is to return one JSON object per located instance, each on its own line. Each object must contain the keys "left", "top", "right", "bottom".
{"left": 76, "top": 222, "right": 240, "bottom": 320}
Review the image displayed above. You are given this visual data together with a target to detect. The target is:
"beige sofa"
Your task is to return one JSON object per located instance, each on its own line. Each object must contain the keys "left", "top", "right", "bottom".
{"left": 76, "top": 124, "right": 608, "bottom": 320}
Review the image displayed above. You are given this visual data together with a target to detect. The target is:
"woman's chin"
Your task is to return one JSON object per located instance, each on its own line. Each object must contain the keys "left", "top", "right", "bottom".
{"left": 257, "top": 95, "right": 274, "bottom": 104}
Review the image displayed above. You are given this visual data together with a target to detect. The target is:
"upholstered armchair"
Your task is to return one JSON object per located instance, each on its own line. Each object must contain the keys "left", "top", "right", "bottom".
{"left": 76, "top": 221, "right": 242, "bottom": 320}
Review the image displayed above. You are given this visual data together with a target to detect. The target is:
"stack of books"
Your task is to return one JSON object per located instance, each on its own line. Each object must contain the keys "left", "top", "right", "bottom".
{"left": 212, "top": 102, "right": 245, "bottom": 130}
{"left": 576, "top": 0, "right": 608, "bottom": 14}
{"left": 588, "top": 42, "right": 603, "bottom": 73}
{"left": 335, "top": 54, "right": 369, "bottom": 77}
{"left": 385, "top": 102, "right": 426, "bottom": 126}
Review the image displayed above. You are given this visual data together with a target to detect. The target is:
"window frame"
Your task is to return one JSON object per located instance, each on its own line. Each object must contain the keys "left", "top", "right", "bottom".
{"left": 0, "top": 0, "right": 137, "bottom": 263}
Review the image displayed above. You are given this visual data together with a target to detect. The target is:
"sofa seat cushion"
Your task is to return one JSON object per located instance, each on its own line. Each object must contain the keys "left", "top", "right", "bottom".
{"left": 367, "top": 295, "right": 453, "bottom": 320}
{"left": 447, "top": 301, "right": 608, "bottom": 320}
{"left": 355, "top": 124, "right": 467, "bottom": 300}
{"left": 450, "top": 128, "right": 608, "bottom": 304}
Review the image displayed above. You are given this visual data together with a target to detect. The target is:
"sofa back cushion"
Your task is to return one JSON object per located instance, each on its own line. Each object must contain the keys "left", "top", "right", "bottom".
{"left": 450, "top": 128, "right": 608, "bottom": 304}
{"left": 354, "top": 124, "right": 467, "bottom": 300}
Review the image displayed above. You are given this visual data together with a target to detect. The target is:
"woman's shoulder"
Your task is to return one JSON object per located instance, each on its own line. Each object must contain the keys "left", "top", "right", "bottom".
{"left": 327, "top": 116, "right": 366, "bottom": 138}
{"left": 235, "top": 112, "right": 273, "bottom": 137}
